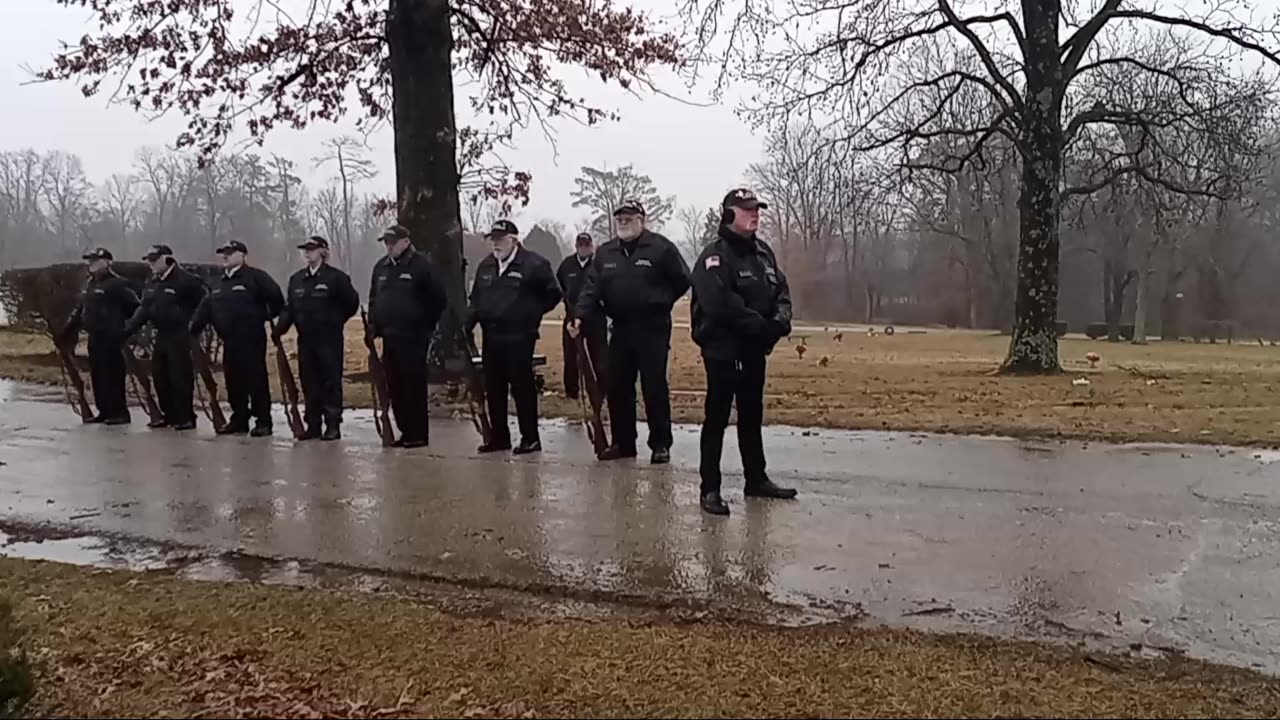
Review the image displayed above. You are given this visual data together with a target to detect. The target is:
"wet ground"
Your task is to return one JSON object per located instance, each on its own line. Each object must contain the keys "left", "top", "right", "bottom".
{"left": 2, "top": 379, "right": 1280, "bottom": 672}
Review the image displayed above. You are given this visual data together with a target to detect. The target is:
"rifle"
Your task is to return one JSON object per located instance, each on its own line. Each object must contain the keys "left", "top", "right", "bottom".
{"left": 458, "top": 318, "right": 494, "bottom": 446}
{"left": 268, "top": 320, "right": 305, "bottom": 440}
{"left": 189, "top": 335, "right": 228, "bottom": 431}
{"left": 54, "top": 335, "right": 93, "bottom": 421}
{"left": 122, "top": 341, "right": 162, "bottom": 424}
{"left": 359, "top": 308, "right": 396, "bottom": 447}
{"left": 575, "top": 334, "right": 610, "bottom": 457}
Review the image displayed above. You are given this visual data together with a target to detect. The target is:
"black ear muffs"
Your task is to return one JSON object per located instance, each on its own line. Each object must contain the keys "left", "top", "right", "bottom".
{"left": 720, "top": 205, "right": 734, "bottom": 225}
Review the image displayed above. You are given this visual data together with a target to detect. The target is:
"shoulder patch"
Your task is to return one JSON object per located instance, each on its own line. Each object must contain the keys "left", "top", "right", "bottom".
{"left": 705, "top": 256, "right": 721, "bottom": 269}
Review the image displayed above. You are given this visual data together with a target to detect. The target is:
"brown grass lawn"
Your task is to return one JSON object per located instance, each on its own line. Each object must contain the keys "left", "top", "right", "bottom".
{"left": 6, "top": 318, "right": 1280, "bottom": 447}
{"left": 8, "top": 558, "right": 1280, "bottom": 718}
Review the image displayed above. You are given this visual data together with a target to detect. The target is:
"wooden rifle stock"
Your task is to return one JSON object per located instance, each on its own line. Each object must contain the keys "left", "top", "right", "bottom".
{"left": 122, "top": 342, "right": 162, "bottom": 424}
{"left": 359, "top": 308, "right": 396, "bottom": 447}
{"left": 54, "top": 336, "right": 93, "bottom": 421}
{"left": 458, "top": 321, "right": 494, "bottom": 446}
{"left": 575, "top": 334, "right": 610, "bottom": 457}
{"left": 189, "top": 336, "right": 228, "bottom": 431}
{"left": 269, "top": 320, "right": 306, "bottom": 440}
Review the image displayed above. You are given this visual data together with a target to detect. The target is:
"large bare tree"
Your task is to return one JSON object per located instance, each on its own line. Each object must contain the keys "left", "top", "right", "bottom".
{"left": 36, "top": 0, "right": 681, "bottom": 360}
{"left": 683, "top": 0, "right": 1280, "bottom": 373}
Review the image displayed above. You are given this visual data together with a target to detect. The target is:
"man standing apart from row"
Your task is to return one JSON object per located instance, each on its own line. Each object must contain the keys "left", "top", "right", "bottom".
{"left": 190, "top": 240, "right": 285, "bottom": 437}
{"left": 58, "top": 247, "right": 140, "bottom": 425}
{"left": 368, "top": 224, "right": 447, "bottom": 449}
{"left": 691, "top": 189, "right": 797, "bottom": 516}
{"left": 468, "top": 220, "right": 563, "bottom": 454}
{"left": 572, "top": 201, "right": 690, "bottom": 464}
{"left": 557, "top": 232, "right": 608, "bottom": 399}
{"left": 124, "top": 244, "right": 206, "bottom": 430}
{"left": 274, "top": 236, "right": 360, "bottom": 440}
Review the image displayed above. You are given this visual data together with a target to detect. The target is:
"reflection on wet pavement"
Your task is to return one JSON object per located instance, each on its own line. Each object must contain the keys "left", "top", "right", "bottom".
{"left": 2, "top": 395, "right": 1280, "bottom": 671}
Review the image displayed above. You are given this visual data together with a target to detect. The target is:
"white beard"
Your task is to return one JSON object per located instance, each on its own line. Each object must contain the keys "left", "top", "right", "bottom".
{"left": 493, "top": 246, "right": 514, "bottom": 260}
{"left": 617, "top": 226, "right": 642, "bottom": 241}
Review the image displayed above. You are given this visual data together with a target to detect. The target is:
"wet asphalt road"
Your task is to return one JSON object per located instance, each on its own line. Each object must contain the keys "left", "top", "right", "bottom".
{"left": 2, "top": 379, "right": 1280, "bottom": 671}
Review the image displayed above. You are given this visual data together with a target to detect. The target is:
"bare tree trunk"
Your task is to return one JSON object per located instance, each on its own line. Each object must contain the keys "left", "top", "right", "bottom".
{"left": 387, "top": 0, "right": 465, "bottom": 369}
{"left": 1103, "top": 260, "right": 1120, "bottom": 342}
{"left": 1001, "top": 0, "right": 1063, "bottom": 374}
{"left": 1132, "top": 266, "right": 1150, "bottom": 344}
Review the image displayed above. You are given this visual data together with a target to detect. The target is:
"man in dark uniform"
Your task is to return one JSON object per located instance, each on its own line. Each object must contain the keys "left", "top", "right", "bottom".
{"left": 274, "top": 236, "right": 360, "bottom": 440}
{"left": 467, "top": 219, "right": 563, "bottom": 455}
{"left": 691, "top": 188, "right": 797, "bottom": 516}
{"left": 124, "top": 244, "right": 207, "bottom": 430}
{"left": 556, "top": 232, "right": 607, "bottom": 398}
{"left": 57, "top": 247, "right": 140, "bottom": 425}
{"left": 571, "top": 200, "right": 690, "bottom": 464}
{"left": 189, "top": 240, "right": 285, "bottom": 437}
{"left": 368, "top": 224, "right": 447, "bottom": 449}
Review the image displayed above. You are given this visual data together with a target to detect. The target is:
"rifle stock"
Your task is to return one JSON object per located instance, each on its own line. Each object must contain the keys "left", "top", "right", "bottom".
{"left": 54, "top": 338, "right": 93, "bottom": 421}
{"left": 269, "top": 321, "right": 306, "bottom": 440}
{"left": 458, "top": 321, "right": 494, "bottom": 446}
{"left": 122, "top": 342, "right": 162, "bottom": 423}
{"left": 359, "top": 308, "right": 396, "bottom": 447}
{"left": 189, "top": 336, "right": 228, "bottom": 431}
{"left": 575, "top": 335, "right": 610, "bottom": 457}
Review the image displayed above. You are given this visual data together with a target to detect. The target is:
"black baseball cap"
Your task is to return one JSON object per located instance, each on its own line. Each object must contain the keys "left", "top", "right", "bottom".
{"left": 143, "top": 244, "right": 173, "bottom": 260}
{"left": 722, "top": 188, "right": 768, "bottom": 211}
{"left": 487, "top": 219, "right": 519, "bottom": 238}
{"left": 216, "top": 240, "right": 248, "bottom": 255}
{"left": 82, "top": 247, "right": 113, "bottom": 261}
{"left": 380, "top": 224, "right": 410, "bottom": 242}
{"left": 298, "top": 235, "right": 329, "bottom": 250}
{"left": 612, "top": 199, "right": 646, "bottom": 217}
{"left": 575, "top": 232, "right": 593, "bottom": 246}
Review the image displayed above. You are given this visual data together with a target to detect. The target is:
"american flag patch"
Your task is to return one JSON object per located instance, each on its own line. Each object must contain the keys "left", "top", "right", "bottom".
{"left": 705, "top": 256, "right": 720, "bottom": 269}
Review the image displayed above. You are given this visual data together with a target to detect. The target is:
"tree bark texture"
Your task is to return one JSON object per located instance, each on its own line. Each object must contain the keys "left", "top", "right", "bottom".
{"left": 1002, "top": 0, "right": 1064, "bottom": 374}
{"left": 386, "top": 0, "right": 466, "bottom": 374}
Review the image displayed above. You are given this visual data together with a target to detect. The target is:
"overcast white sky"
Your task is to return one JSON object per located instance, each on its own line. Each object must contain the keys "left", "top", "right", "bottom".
{"left": 1, "top": 0, "right": 761, "bottom": 234}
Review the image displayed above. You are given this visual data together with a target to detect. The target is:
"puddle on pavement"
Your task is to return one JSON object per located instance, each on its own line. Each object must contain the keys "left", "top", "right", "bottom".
{"left": 0, "top": 525, "right": 843, "bottom": 627}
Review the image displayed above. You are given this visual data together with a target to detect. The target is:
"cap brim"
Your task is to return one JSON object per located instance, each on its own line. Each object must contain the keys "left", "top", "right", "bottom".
{"left": 612, "top": 208, "right": 644, "bottom": 217}
{"left": 297, "top": 242, "right": 322, "bottom": 250}
{"left": 734, "top": 200, "right": 767, "bottom": 210}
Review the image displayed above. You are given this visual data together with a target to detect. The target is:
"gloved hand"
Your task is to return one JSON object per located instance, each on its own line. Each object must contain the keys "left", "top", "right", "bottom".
{"left": 770, "top": 312, "right": 792, "bottom": 340}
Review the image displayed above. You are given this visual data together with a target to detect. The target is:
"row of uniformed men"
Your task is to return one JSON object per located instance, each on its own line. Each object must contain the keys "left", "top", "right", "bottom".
{"left": 62, "top": 188, "right": 793, "bottom": 515}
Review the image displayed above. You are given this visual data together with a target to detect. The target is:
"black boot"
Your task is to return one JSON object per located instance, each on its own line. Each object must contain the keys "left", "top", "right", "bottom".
{"left": 599, "top": 445, "right": 638, "bottom": 461}
{"left": 478, "top": 439, "right": 512, "bottom": 454}
{"left": 250, "top": 424, "right": 273, "bottom": 438}
{"left": 513, "top": 439, "right": 542, "bottom": 455}
{"left": 147, "top": 418, "right": 170, "bottom": 429}
{"left": 299, "top": 424, "right": 322, "bottom": 441}
{"left": 173, "top": 419, "right": 197, "bottom": 431}
{"left": 744, "top": 479, "right": 797, "bottom": 500}
{"left": 321, "top": 425, "right": 341, "bottom": 441}
{"left": 650, "top": 448, "right": 671, "bottom": 464}
{"left": 216, "top": 423, "right": 249, "bottom": 436}
{"left": 84, "top": 414, "right": 105, "bottom": 424}
{"left": 701, "top": 492, "right": 730, "bottom": 516}
{"left": 103, "top": 414, "right": 131, "bottom": 426}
